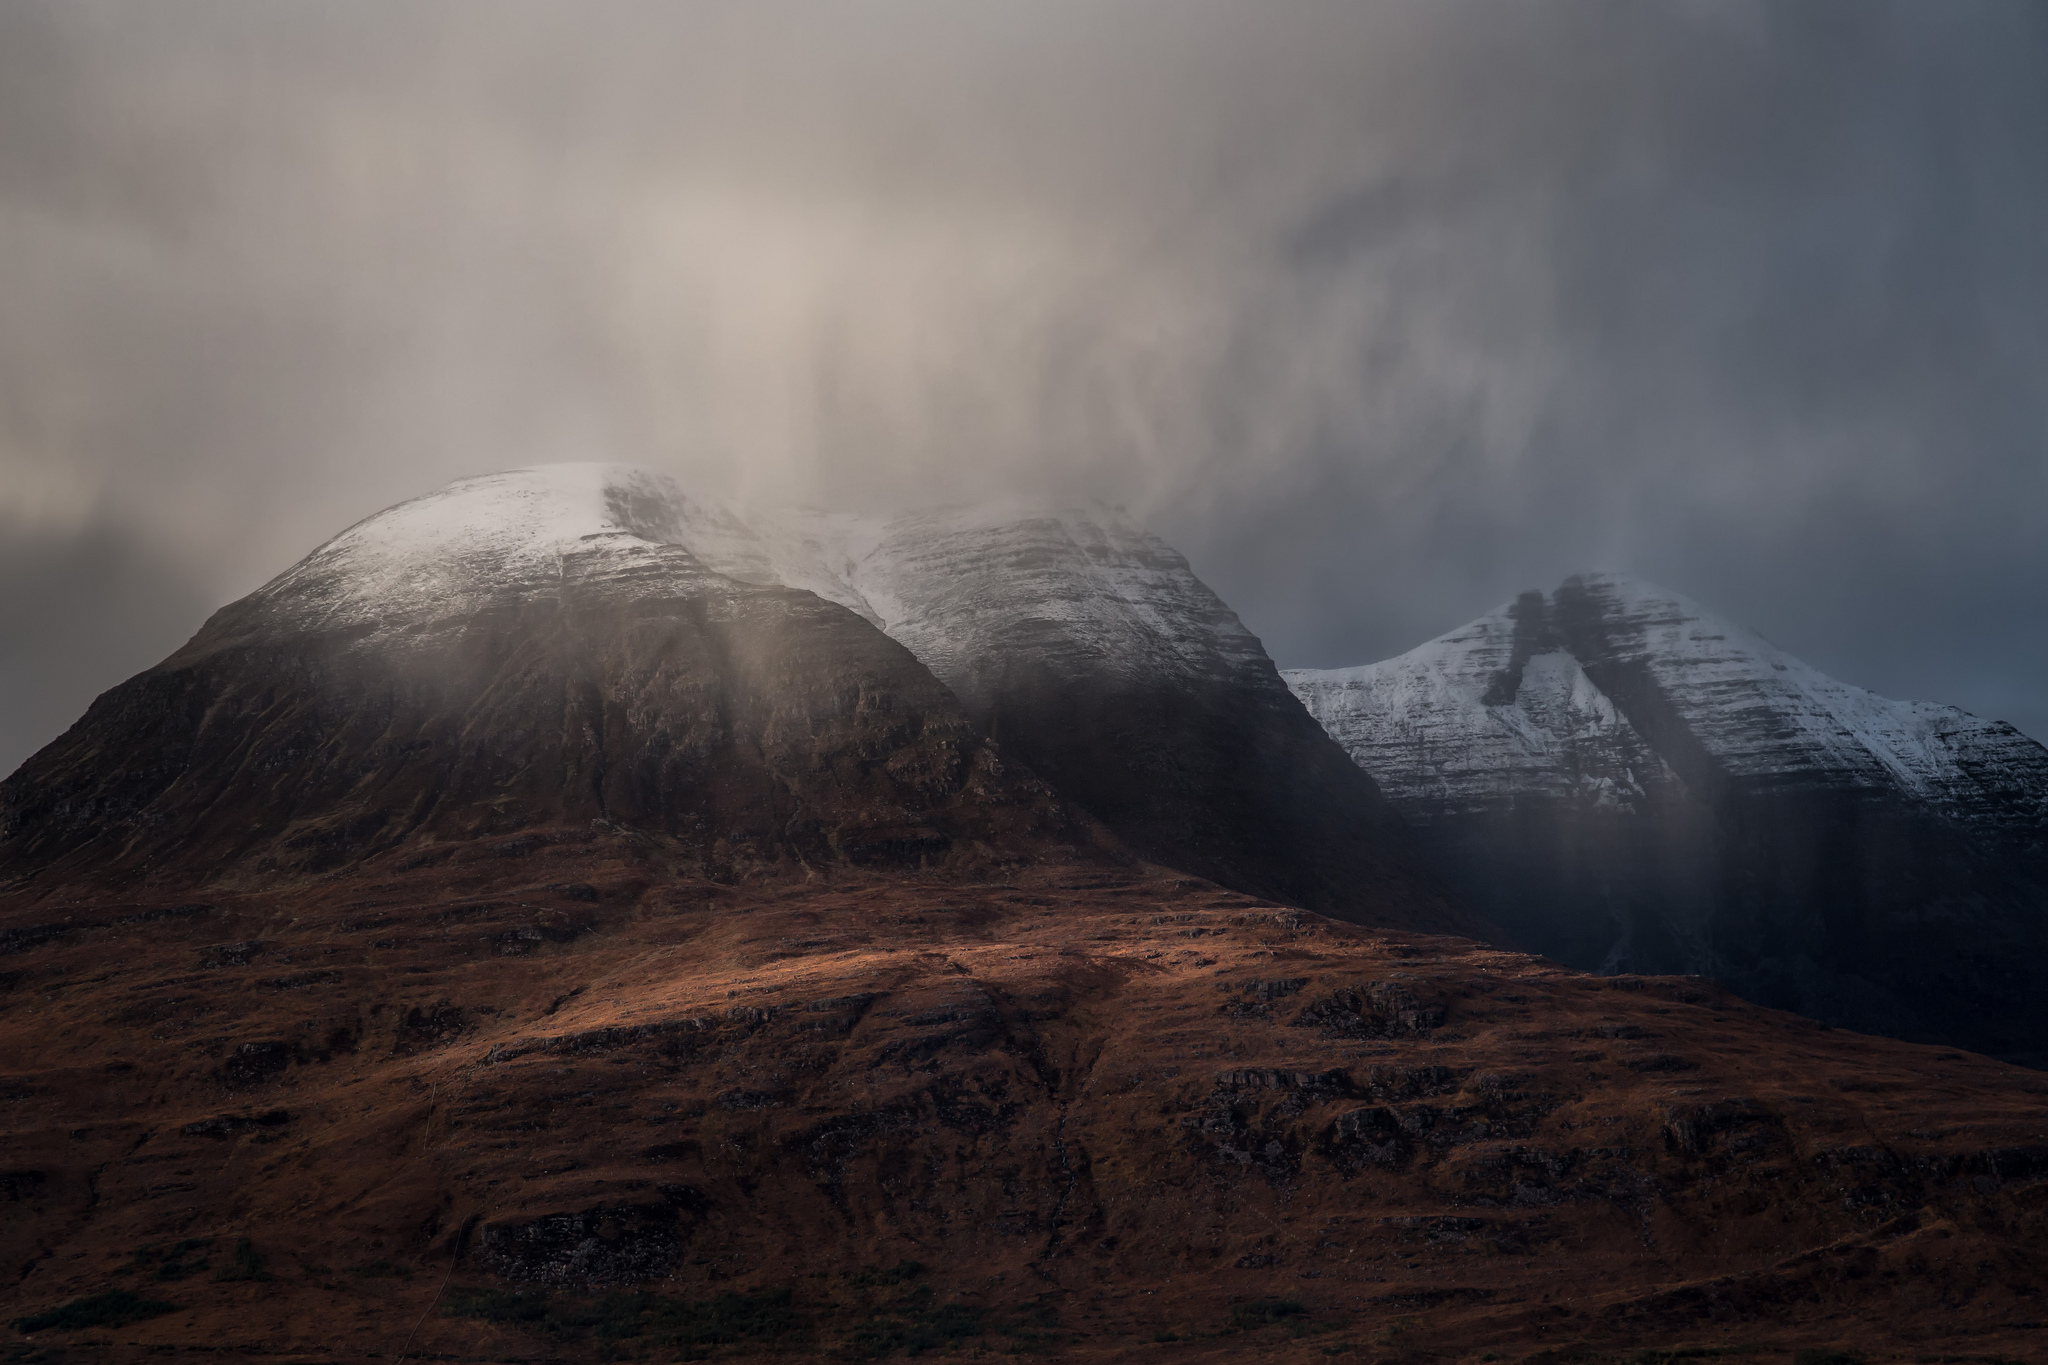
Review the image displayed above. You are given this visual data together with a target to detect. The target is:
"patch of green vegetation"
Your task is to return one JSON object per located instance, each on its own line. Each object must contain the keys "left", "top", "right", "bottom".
{"left": 12, "top": 1289, "right": 180, "bottom": 1333}
{"left": 1153, "top": 1330, "right": 1180, "bottom": 1343}
{"left": 348, "top": 1259, "right": 414, "bottom": 1281}
{"left": 1231, "top": 1298, "right": 1310, "bottom": 1332}
{"left": 1634, "top": 1347, "right": 1763, "bottom": 1363}
{"left": 212, "top": 1237, "right": 271, "bottom": 1283}
{"left": 443, "top": 1285, "right": 806, "bottom": 1359}
{"left": 1793, "top": 1353, "right": 1864, "bottom": 1365}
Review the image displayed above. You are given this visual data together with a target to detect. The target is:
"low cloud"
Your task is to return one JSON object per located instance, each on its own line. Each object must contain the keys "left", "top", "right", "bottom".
{"left": 2, "top": 0, "right": 2044, "bottom": 771}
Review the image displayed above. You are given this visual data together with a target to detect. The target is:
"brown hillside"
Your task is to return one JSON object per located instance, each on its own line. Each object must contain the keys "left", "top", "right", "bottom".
{"left": 3, "top": 845, "right": 2045, "bottom": 1363}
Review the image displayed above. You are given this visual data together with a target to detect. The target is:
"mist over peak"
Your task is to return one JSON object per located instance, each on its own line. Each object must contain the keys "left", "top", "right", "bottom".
{"left": 3, "top": 0, "right": 2045, "bottom": 774}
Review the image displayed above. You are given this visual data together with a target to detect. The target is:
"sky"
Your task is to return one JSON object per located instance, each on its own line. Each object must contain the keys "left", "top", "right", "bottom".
{"left": 2, "top": 0, "right": 2045, "bottom": 773}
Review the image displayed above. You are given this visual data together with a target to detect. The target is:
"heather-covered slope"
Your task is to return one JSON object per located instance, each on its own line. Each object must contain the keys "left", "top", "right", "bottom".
{"left": 3, "top": 860, "right": 2045, "bottom": 1362}
{"left": 1286, "top": 573, "right": 2048, "bottom": 1063}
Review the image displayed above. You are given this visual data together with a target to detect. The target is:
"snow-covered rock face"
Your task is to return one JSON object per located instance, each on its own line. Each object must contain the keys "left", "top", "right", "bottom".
{"left": 1287, "top": 598, "right": 1683, "bottom": 822}
{"left": 249, "top": 464, "right": 876, "bottom": 637}
{"left": 834, "top": 502, "right": 1275, "bottom": 708}
{"left": 1286, "top": 572, "right": 2048, "bottom": 832}
{"left": 250, "top": 463, "right": 1267, "bottom": 701}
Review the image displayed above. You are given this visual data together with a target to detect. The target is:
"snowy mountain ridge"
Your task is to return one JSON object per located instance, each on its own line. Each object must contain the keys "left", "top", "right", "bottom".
{"left": 1285, "top": 571, "right": 2048, "bottom": 833}
{"left": 253, "top": 463, "right": 1268, "bottom": 699}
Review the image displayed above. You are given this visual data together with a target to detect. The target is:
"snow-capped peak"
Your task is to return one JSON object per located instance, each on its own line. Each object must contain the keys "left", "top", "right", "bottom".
{"left": 254, "top": 464, "right": 874, "bottom": 634}
{"left": 247, "top": 463, "right": 1266, "bottom": 700}
{"left": 1285, "top": 571, "right": 2048, "bottom": 830}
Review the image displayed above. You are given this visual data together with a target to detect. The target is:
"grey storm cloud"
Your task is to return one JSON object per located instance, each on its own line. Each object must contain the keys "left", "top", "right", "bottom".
{"left": 2, "top": 0, "right": 2045, "bottom": 773}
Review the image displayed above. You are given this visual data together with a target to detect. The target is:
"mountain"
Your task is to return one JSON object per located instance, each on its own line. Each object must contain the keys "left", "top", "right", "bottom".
{"left": 0, "top": 466, "right": 1077, "bottom": 894}
{"left": 5, "top": 492, "right": 2048, "bottom": 1360}
{"left": 0, "top": 464, "right": 1458, "bottom": 935}
{"left": 1285, "top": 572, "right": 2048, "bottom": 1064}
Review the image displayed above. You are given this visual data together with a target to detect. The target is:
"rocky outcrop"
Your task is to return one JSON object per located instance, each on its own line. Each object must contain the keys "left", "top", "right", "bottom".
{"left": 1287, "top": 572, "right": 2048, "bottom": 1064}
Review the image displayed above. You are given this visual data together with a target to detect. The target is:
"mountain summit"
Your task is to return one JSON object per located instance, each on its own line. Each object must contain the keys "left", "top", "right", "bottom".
{"left": 1286, "top": 571, "right": 2048, "bottom": 1062}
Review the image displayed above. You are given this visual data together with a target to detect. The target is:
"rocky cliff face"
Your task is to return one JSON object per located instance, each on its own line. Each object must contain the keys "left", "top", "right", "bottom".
{"left": 1286, "top": 572, "right": 2048, "bottom": 1063}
